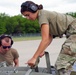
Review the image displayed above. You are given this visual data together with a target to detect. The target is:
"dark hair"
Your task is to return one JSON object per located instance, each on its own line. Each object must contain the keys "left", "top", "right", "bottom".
{"left": 21, "top": 1, "right": 43, "bottom": 13}
{"left": 0, "top": 34, "right": 13, "bottom": 46}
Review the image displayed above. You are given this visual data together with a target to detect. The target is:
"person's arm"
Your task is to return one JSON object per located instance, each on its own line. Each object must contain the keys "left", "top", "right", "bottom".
{"left": 33, "top": 24, "right": 52, "bottom": 58}
{"left": 11, "top": 48, "right": 19, "bottom": 67}
{"left": 27, "top": 24, "right": 53, "bottom": 67}
{"left": 14, "top": 58, "right": 19, "bottom": 67}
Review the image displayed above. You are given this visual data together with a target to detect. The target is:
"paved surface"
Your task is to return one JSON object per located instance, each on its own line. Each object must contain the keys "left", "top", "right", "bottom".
{"left": 12, "top": 37, "right": 66, "bottom": 67}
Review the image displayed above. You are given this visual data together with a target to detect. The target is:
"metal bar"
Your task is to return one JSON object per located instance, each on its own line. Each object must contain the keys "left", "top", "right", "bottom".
{"left": 45, "top": 51, "right": 52, "bottom": 74}
{"left": 25, "top": 69, "right": 32, "bottom": 75}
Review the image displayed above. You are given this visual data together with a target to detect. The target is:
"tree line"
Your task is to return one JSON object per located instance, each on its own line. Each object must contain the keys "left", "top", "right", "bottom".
{"left": 0, "top": 12, "right": 76, "bottom": 35}
{"left": 0, "top": 13, "right": 40, "bottom": 35}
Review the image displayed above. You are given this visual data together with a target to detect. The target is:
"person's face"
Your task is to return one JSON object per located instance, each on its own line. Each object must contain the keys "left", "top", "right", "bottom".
{"left": 22, "top": 11, "right": 37, "bottom": 20}
{"left": 0, "top": 39, "right": 11, "bottom": 54}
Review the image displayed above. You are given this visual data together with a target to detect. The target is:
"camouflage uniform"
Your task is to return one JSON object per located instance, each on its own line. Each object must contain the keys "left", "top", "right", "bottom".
{"left": 38, "top": 10, "right": 76, "bottom": 75}
{"left": 55, "top": 21, "right": 76, "bottom": 75}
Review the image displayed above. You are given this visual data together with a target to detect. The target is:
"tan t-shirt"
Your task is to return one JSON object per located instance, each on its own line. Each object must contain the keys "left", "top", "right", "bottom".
{"left": 38, "top": 10, "right": 75, "bottom": 37}
{"left": 0, "top": 48, "right": 19, "bottom": 66}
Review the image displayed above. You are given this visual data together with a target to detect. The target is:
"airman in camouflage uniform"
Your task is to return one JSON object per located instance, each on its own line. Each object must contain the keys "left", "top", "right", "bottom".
{"left": 20, "top": 1, "right": 76, "bottom": 75}
{"left": 55, "top": 21, "right": 76, "bottom": 75}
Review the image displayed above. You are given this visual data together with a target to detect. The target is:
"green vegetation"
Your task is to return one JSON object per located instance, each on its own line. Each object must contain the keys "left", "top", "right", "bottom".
{"left": 0, "top": 13, "right": 40, "bottom": 35}
{"left": 12, "top": 36, "right": 41, "bottom": 42}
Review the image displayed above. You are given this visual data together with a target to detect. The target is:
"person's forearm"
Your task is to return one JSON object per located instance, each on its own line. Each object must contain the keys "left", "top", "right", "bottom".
{"left": 14, "top": 64, "right": 19, "bottom": 67}
{"left": 33, "top": 38, "right": 52, "bottom": 59}
{"left": 14, "top": 59, "right": 19, "bottom": 67}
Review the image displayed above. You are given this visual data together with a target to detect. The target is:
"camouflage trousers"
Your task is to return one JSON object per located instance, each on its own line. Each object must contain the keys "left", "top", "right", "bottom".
{"left": 55, "top": 21, "right": 76, "bottom": 75}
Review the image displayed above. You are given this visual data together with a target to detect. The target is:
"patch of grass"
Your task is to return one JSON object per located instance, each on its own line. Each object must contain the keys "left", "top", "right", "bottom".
{"left": 12, "top": 36, "right": 41, "bottom": 42}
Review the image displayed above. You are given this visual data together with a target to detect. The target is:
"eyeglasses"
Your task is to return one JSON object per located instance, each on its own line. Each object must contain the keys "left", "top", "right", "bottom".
{"left": 2, "top": 45, "right": 11, "bottom": 49}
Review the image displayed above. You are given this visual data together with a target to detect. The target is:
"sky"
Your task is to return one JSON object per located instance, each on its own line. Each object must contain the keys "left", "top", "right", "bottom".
{"left": 0, "top": 0, "right": 76, "bottom": 16}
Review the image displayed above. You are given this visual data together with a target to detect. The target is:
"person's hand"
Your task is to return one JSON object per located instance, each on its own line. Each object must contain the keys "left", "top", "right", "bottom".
{"left": 26, "top": 57, "right": 37, "bottom": 67}
{"left": 39, "top": 51, "right": 45, "bottom": 57}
